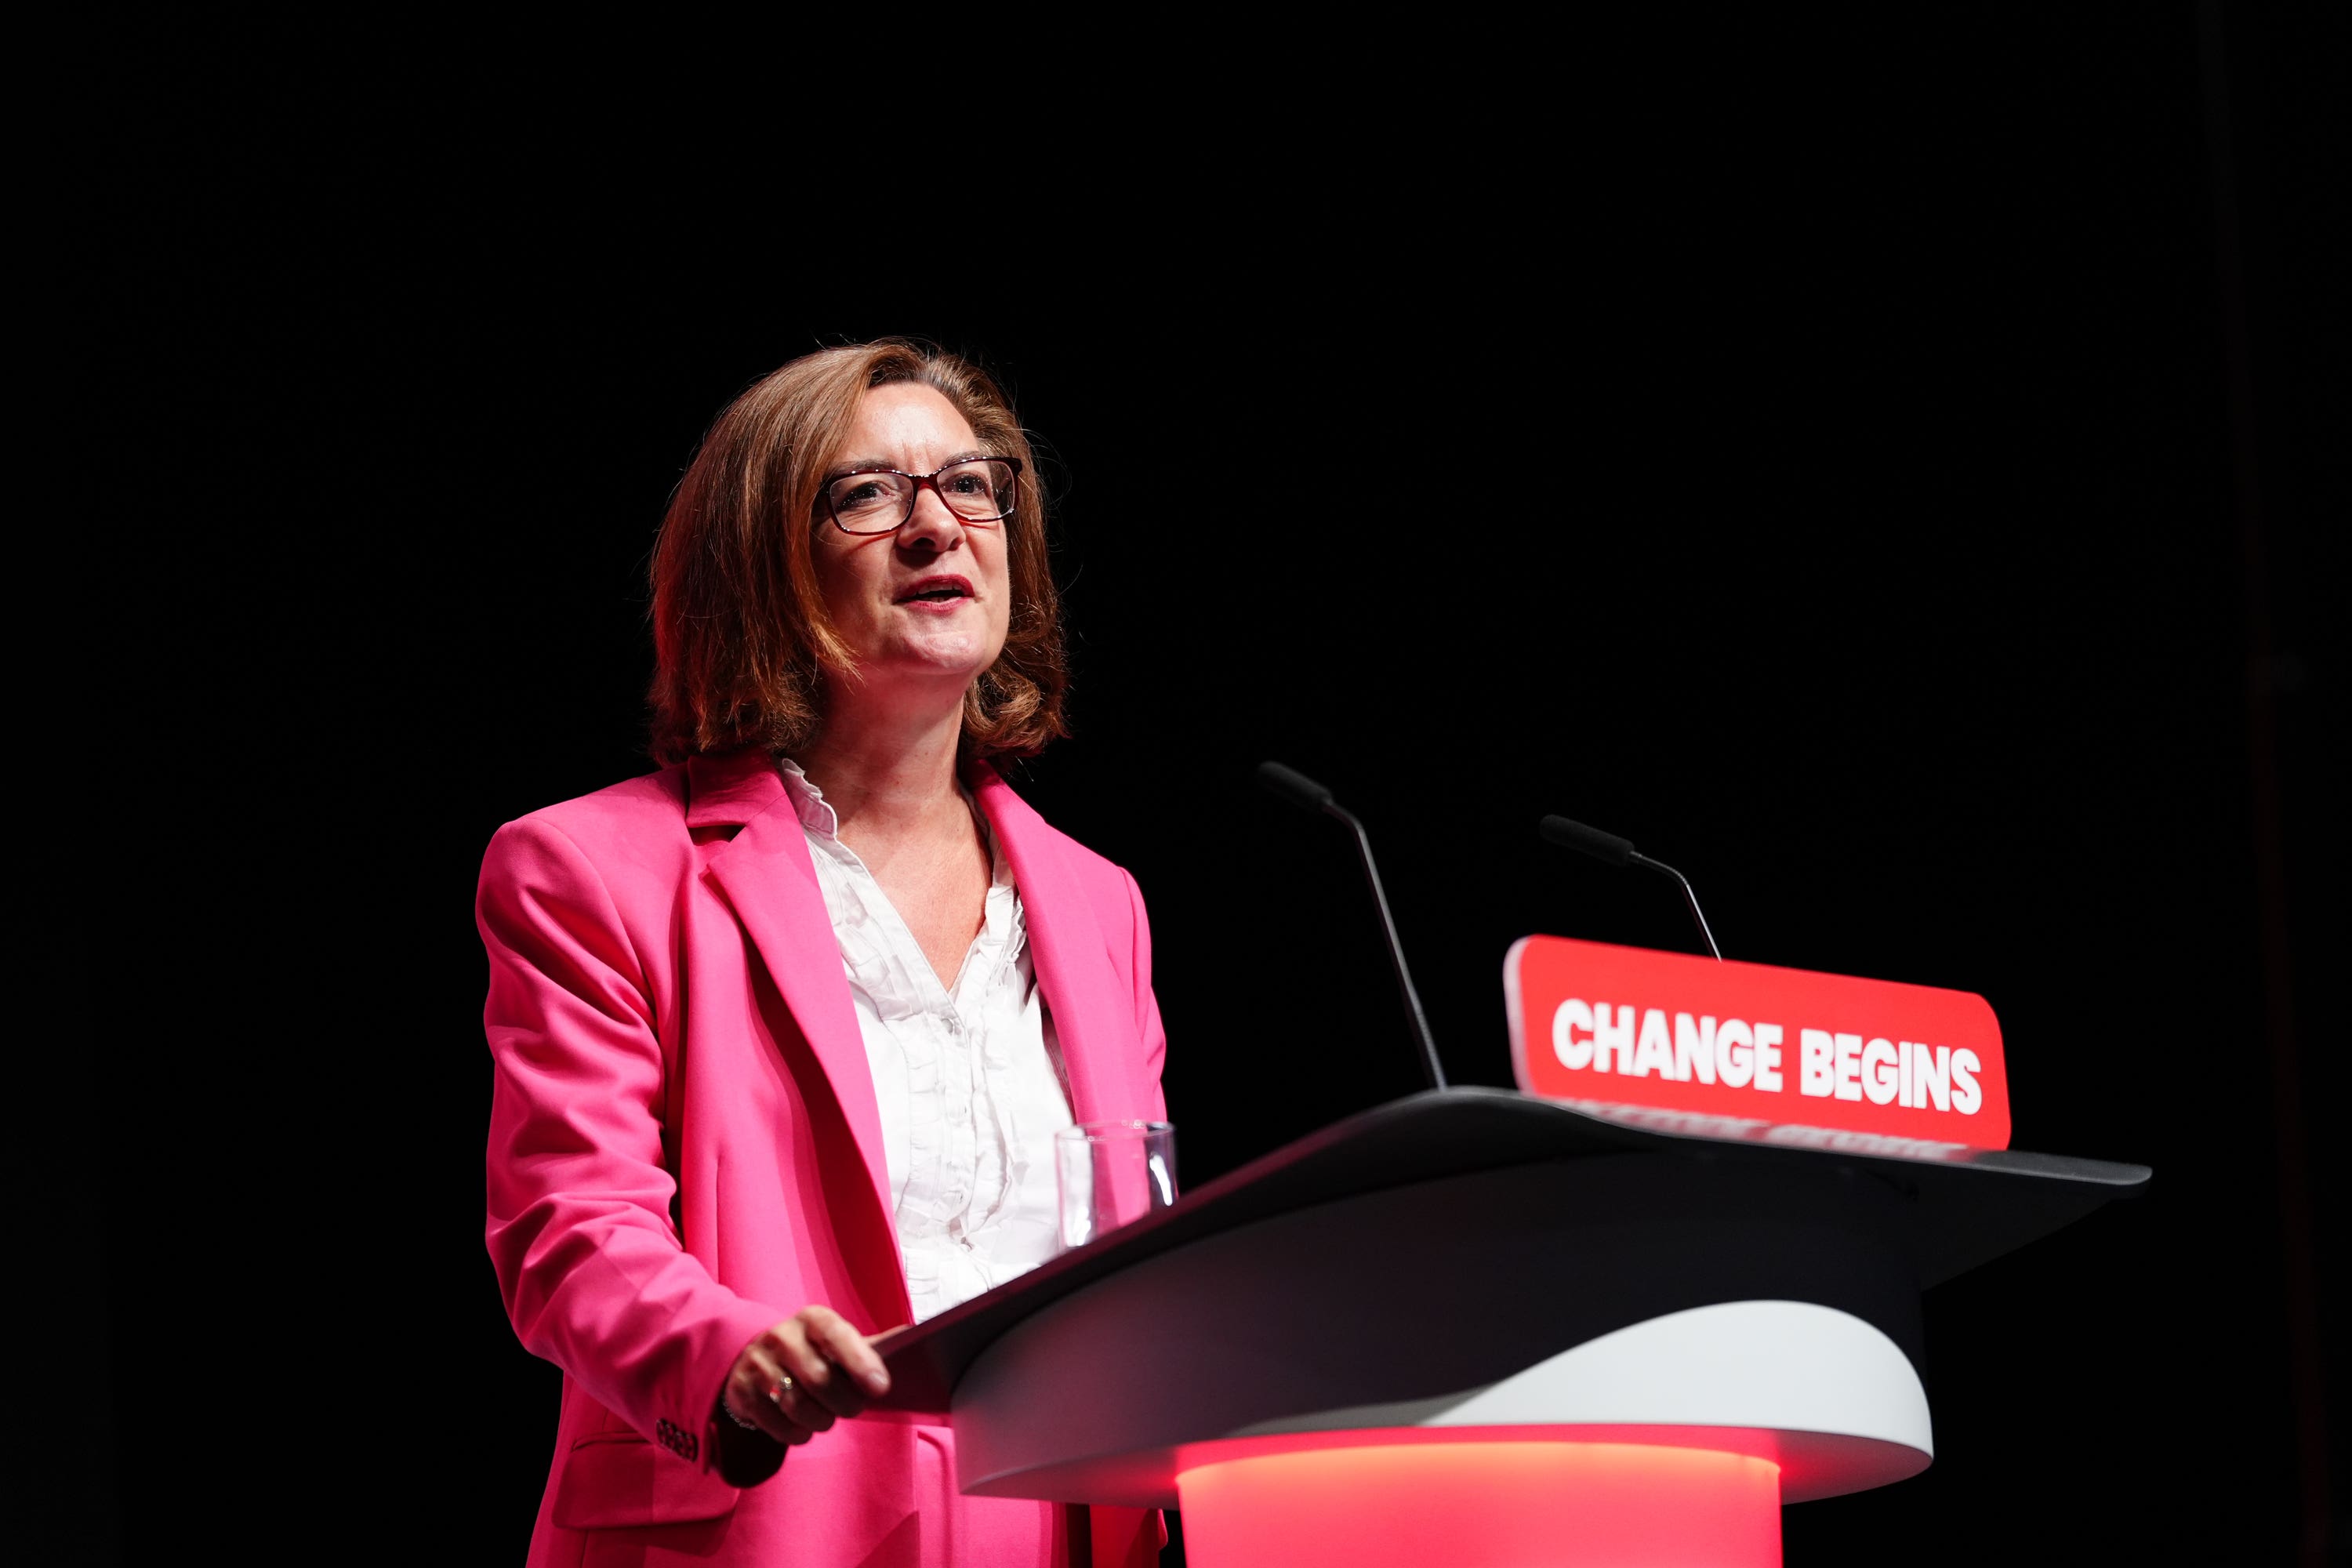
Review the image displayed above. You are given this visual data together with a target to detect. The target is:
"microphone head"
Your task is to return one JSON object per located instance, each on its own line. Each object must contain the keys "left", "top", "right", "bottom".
{"left": 1257, "top": 760, "right": 1336, "bottom": 813}
{"left": 1539, "top": 814, "right": 1638, "bottom": 867}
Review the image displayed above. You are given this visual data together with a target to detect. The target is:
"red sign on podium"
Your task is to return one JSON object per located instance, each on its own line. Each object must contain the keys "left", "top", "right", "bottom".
{"left": 1505, "top": 936, "right": 2012, "bottom": 1157}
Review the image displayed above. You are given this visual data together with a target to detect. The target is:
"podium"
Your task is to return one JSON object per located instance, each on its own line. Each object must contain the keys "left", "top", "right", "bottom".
{"left": 877, "top": 1088, "right": 2147, "bottom": 1566}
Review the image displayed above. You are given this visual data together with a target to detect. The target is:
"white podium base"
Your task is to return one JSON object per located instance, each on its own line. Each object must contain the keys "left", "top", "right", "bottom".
{"left": 960, "top": 1294, "right": 1931, "bottom": 1505}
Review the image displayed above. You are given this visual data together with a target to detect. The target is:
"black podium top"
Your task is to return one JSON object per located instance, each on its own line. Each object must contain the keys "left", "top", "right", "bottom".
{"left": 875, "top": 1087, "right": 2148, "bottom": 1414}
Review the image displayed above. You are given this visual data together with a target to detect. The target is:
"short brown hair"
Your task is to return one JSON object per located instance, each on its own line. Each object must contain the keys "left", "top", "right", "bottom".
{"left": 648, "top": 339, "right": 1068, "bottom": 764}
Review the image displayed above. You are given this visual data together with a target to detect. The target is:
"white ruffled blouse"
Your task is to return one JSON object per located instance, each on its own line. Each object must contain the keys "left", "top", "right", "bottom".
{"left": 779, "top": 760, "right": 1076, "bottom": 1323}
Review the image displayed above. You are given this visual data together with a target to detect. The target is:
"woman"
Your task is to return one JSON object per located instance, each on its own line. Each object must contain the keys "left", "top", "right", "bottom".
{"left": 477, "top": 340, "right": 1167, "bottom": 1566}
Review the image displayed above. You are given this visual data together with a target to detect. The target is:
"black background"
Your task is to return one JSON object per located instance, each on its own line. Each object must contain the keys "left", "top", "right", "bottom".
{"left": 67, "top": 5, "right": 2341, "bottom": 1563}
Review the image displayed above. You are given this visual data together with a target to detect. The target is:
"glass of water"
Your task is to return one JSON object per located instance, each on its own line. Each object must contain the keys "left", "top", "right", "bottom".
{"left": 1055, "top": 1120, "right": 1178, "bottom": 1250}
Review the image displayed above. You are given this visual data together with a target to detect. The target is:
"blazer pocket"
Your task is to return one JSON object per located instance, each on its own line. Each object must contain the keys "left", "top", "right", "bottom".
{"left": 552, "top": 1432, "right": 740, "bottom": 1530}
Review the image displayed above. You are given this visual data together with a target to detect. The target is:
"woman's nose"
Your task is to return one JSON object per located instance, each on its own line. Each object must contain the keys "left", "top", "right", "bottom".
{"left": 895, "top": 481, "right": 966, "bottom": 550}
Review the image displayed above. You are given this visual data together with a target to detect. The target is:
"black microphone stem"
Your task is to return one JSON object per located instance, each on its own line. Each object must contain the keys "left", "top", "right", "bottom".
{"left": 1257, "top": 762, "right": 1447, "bottom": 1092}
{"left": 1538, "top": 814, "right": 1725, "bottom": 962}
{"left": 1326, "top": 798, "right": 1450, "bottom": 1092}
{"left": 1630, "top": 851, "right": 1724, "bottom": 961}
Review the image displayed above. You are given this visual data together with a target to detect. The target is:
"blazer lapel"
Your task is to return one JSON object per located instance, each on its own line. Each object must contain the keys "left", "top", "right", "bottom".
{"left": 971, "top": 764, "right": 1142, "bottom": 1127}
{"left": 689, "top": 755, "right": 900, "bottom": 1265}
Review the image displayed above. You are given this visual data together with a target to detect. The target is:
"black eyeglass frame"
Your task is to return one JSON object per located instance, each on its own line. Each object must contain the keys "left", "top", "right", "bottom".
{"left": 817, "top": 456, "right": 1025, "bottom": 536}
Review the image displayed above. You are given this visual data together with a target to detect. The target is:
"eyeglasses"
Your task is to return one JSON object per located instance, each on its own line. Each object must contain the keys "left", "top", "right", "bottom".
{"left": 818, "top": 456, "right": 1023, "bottom": 535}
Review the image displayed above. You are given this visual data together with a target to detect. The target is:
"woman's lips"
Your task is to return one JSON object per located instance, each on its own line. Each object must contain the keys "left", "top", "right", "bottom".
{"left": 895, "top": 575, "right": 974, "bottom": 611}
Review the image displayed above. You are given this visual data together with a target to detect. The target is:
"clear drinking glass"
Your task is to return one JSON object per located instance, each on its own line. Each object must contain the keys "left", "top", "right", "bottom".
{"left": 1055, "top": 1120, "right": 1178, "bottom": 1250}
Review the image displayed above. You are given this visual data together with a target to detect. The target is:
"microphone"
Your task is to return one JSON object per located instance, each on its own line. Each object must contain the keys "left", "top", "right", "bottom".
{"left": 1539, "top": 815, "right": 1725, "bottom": 961}
{"left": 1257, "top": 762, "right": 1448, "bottom": 1091}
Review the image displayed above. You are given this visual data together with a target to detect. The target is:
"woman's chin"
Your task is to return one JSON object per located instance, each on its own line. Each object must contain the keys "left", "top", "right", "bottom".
{"left": 858, "top": 633, "right": 1002, "bottom": 688}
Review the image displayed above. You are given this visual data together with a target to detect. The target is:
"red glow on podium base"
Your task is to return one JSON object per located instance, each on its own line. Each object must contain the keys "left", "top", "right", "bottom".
{"left": 1175, "top": 1440, "right": 1781, "bottom": 1568}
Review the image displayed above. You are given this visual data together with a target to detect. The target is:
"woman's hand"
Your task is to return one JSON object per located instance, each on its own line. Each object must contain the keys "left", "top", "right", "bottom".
{"left": 720, "top": 1306, "right": 895, "bottom": 1447}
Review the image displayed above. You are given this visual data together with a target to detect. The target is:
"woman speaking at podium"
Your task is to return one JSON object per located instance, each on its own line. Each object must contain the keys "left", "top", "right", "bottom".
{"left": 475, "top": 340, "right": 1168, "bottom": 1566}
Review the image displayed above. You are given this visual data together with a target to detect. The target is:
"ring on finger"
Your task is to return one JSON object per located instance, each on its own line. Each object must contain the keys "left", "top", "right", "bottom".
{"left": 768, "top": 1373, "right": 797, "bottom": 1408}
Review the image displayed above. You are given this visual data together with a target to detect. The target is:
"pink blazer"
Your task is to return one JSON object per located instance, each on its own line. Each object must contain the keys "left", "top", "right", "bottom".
{"left": 477, "top": 751, "right": 1169, "bottom": 1566}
